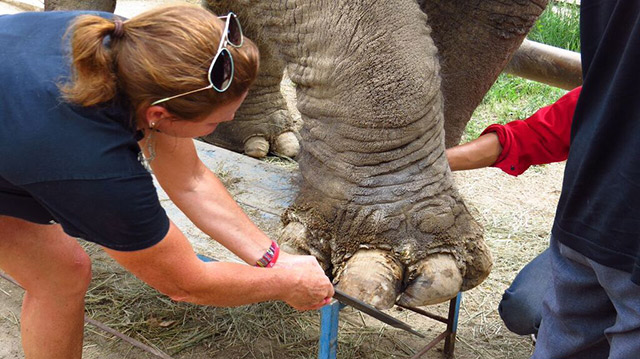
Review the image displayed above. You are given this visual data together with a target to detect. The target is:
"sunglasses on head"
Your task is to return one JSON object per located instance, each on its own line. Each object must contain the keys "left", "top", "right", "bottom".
{"left": 150, "top": 12, "right": 244, "bottom": 106}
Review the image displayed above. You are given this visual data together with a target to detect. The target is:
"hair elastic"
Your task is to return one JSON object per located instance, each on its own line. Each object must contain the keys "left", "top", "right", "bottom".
{"left": 112, "top": 19, "right": 125, "bottom": 38}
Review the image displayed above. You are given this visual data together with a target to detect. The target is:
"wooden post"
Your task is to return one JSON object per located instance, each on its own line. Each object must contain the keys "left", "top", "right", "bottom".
{"left": 504, "top": 39, "right": 582, "bottom": 90}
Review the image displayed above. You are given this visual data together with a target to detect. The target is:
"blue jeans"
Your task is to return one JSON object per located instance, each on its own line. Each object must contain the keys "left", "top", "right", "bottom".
{"left": 499, "top": 248, "right": 550, "bottom": 335}
{"left": 532, "top": 237, "right": 640, "bottom": 359}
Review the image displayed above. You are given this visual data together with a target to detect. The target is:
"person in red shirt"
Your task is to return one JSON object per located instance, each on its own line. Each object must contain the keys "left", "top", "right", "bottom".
{"left": 447, "top": 86, "right": 579, "bottom": 174}
{"left": 446, "top": 86, "right": 580, "bottom": 337}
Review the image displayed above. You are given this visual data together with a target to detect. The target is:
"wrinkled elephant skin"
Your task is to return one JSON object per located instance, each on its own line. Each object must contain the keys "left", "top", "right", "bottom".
{"left": 203, "top": 0, "right": 547, "bottom": 154}
{"left": 420, "top": 0, "right": 549, "bottom": 147}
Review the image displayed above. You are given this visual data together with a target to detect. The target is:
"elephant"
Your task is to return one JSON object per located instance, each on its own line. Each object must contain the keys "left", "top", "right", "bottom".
{"left": 44, "top": 0, "right": 116, "bottom": 12}
{"left": 44, "top": 0, "right": 548, "bottom": 308}
{"left": 201, "top": 0, "right": 548, "bottom": 308}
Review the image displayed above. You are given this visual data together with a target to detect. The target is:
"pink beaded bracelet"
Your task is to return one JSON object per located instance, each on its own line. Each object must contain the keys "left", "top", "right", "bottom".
{"left": 255, "top": 240, "right": 280, "bottom": 268}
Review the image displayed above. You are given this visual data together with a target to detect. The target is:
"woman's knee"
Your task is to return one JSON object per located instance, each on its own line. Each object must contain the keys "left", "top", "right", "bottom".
{"left": 61, "top": 245, "right": 93, "bottom": 294}
{"left": 28, "top": 245, "right": 92, "bottom": 298}
{"left": 0, "top": 217, "right": 94, "bottom": 297}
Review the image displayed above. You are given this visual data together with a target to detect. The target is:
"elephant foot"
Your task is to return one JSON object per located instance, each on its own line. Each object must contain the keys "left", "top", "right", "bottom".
{"left": 201, "top": 78, "right": 301, "bottom": 159}
{"left": 244, "top": 132, "right": 300, "bottom": 158}
{"left": 272, "top": 132, "right": 300, "bottom": 158}
{"left": 397, "top": 253, "right": 462, "bottom": 307}
{"left": 280, "top": 200, "right": 491, "bottom": 309}
{"left": 279, "top": 222, "right": 331, "bottom": 272}
{"left": 335, "top": 249, "right": 403, "bottom": 309}
{"left": 203, "top": 117, "right": 301, "bottom": 159}
{"left": 279, "top": 221, "right": 308, "bottom": 255}
{"left": 244, "top": 136, "right": 270, "bottom": 158}
{"left": 335, "top": 251, "right": 461, "bottom": 309}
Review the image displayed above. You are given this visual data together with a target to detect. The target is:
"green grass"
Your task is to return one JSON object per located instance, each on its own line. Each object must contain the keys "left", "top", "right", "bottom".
{"left": 464, "top": 74, "right": 567, "bottom": 142}
{"left": 463, "top": 1, "right": 580, "bottom": 142}
{"left": 528, "top": 0, "right": 581, "bottom": 52}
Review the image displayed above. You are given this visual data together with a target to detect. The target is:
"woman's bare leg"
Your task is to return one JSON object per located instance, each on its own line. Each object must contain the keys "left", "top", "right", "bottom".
{"left": 0, "top": 216, "right": 92, "bottom": 359}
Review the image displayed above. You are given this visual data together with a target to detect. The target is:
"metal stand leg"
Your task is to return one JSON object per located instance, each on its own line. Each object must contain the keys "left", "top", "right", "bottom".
{"left": 444, "top": 293, "right": 462, "bottom": 358}
{"left": 318, "top": 300, "right": 344, "bottom": 359}
{"left": 403, "top": 292, "right": 463, "bottom": 359}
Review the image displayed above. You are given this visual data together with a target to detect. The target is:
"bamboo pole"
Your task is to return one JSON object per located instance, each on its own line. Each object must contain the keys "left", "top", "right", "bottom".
{"left": 504, "top": 39, "right": 582, "bottom": 90}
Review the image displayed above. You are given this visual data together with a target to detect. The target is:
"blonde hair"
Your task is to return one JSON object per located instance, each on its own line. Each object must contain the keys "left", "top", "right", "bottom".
{"left": 61, "top": 4, "right": 259, "bottom": 120}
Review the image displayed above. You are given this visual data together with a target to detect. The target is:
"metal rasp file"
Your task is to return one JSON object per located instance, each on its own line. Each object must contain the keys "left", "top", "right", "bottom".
{"left": 333, "top": 288, "right": 424, "bottom": 338}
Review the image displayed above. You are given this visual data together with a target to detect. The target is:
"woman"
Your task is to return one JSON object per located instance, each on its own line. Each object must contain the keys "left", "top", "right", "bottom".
{"left": 0, "top": 5, "right": 333, "bottom": 358}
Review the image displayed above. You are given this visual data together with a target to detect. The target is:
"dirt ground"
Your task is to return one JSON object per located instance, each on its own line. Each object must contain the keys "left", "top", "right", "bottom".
{"left": 0, "top": 0, "right": 564, "bottom": 358}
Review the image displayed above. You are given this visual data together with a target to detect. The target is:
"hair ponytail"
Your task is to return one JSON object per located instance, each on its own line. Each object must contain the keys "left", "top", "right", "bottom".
{"left": 60, "top": 16, "right": 123, "bottom": 107}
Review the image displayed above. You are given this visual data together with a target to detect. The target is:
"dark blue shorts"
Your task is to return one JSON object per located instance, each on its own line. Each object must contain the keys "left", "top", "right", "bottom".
{"left": 0, "top": 174, "right": 170, "bottom": 251}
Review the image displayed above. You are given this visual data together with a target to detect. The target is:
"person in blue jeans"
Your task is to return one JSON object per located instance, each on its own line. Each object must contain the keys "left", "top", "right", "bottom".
{"left": 446, "top": 86, "right": 579, "bottom": 337}
{"left": 452, "top": 1, "right": 640, "bottom": 356}
{"left": 532, "top": 1, "right": 640, "bottom": 357}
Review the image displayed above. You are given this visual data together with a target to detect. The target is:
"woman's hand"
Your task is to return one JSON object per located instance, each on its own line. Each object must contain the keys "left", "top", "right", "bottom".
{"left": 275, "top": 252, "right": 334, "bottom": 310}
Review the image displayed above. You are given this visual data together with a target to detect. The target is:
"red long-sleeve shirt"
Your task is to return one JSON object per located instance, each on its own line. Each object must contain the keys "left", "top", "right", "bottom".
{"left": 481, "top": 86, "right": 582, "bottom": 176}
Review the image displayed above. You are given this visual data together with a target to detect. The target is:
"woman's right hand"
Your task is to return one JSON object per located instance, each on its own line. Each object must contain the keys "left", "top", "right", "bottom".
{"left": 279, "top": 254, "right": 334, "bottom": 311}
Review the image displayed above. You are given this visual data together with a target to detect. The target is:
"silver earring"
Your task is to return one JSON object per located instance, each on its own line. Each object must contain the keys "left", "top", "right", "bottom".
{"left": 137, "top": 129, "right": 157, "bottom": 173}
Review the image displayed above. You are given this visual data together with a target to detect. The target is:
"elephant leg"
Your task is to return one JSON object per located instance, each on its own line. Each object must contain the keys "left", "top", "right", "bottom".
{"left": 271, "top": 0, "right": 494, "bottom": 309}
{"left": 419, "top": 0, "right": 549, "bottom": 147}
{"left": 207, "top": 0, "right": 496, "bottom": 308}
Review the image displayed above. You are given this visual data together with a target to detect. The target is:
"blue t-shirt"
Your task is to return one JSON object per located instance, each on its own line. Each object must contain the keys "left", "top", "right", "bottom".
{"left": 553, "top": 0, "right": 640, "bottom": 283}
{"left": 0, "top": 11, "right": 169, "bottom": 251}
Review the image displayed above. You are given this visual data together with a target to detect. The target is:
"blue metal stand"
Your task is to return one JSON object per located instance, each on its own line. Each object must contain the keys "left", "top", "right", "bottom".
{"left": 443, "top": 293, "right": 462, "bottom": 358}
{"left": 317, "top": 293, "right": 462, "bottom": 359}
{"left": 318, "top": 300, "right": 345, "bottom": 359}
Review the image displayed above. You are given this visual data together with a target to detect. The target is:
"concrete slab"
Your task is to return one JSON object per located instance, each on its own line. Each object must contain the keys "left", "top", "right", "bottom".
{"left": 0, "top": 0, "right": 29, "bottom": 14}
{"left": 157, "top": 140, "right": 300, "bottom": 262}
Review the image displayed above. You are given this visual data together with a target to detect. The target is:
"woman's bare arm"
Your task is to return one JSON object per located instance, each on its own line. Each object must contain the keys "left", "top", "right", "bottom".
{"left": 103, "top": 222, "right": 333, "bottom": 309}
{"left": 147, "top": 134, "right": 272, "bottom": 264}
